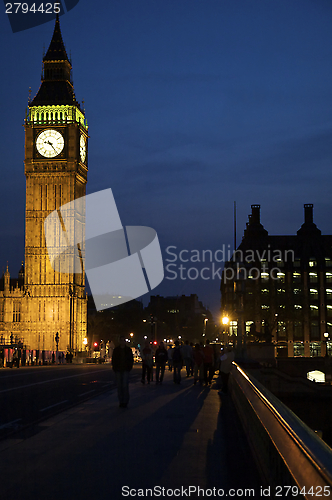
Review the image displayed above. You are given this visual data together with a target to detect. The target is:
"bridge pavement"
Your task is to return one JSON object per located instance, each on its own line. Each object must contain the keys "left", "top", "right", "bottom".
{"left": 0, "top": 369, "right": 262, "bottom": 500}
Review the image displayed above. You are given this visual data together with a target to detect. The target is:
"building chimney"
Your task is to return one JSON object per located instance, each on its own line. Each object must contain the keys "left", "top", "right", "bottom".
{"left": 297, "top": 203, "right": 320, "bottom": 236}
{"left": 251, "top": 205, "right": 261, "bottom": 224}
{"left": 304, "top": 204, "right": 313, "bottom": 224}
{"left": 243, "top": 204, "right": 268, "bottom": 239}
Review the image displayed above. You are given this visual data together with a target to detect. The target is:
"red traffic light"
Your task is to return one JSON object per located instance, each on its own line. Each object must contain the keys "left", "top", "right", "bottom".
{"left": 153, "top": 341, "right": 158, "bottom": 345}
{"left": 93, "top": 342, "right": 99, "bottom": 351}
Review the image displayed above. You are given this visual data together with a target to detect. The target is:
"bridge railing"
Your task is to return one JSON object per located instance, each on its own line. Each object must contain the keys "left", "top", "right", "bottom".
{"left": 231, "top": 362, "right": 332, "bottom": 497}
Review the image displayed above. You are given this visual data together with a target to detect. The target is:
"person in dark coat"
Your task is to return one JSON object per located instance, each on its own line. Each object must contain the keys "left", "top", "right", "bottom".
{"left": 112, "top": 336, "right": 134, "bottom": 408}
{"left": 172, "top": 340, "right": 183, "bottom": 384}
{"left": 155, "top": 341, "right": 168, "bottom": 384}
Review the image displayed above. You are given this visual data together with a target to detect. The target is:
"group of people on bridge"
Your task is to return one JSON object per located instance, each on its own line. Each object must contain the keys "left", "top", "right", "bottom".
{"left": 112, "top": 336, "right": 234, "bottom": 408}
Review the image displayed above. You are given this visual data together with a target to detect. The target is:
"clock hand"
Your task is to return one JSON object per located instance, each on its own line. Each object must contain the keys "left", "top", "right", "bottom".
{"left": 44, "top": 140, "right": 56, "bottom": 151}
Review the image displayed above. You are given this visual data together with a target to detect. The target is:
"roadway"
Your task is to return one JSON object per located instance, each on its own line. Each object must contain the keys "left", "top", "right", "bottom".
{"left": 0, "top": 363, "right": 140, "bottom": 439}
{"left": 0, "top": 367, "right": 262, "bottom": 500}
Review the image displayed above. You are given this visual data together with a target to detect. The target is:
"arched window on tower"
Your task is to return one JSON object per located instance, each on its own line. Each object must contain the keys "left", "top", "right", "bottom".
{"left": 0, "top": 302, "right": 4, "bottom": 322}
{"left": 13, "top": 302, "right": 21, "bottom": 322}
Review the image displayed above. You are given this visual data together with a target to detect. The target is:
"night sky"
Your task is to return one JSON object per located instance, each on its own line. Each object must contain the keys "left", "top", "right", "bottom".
{"left": 0, "top": 0, "right": 332, "bottom": 319}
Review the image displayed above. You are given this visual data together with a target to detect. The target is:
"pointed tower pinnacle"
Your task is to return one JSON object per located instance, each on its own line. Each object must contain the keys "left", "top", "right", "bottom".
{"left": 4, "top": 264, "right": 10, "bottom": 291}
{"left": 30, "top": 15, "right": 80, "bottom": 108}
{"left": 43, "top": 13, "right": 69, "bottom": 63}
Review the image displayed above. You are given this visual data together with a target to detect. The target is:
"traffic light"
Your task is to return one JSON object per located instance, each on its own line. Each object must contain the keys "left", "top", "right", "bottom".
{"left": 93, "top": 341, "right": 99, "bottom": 351}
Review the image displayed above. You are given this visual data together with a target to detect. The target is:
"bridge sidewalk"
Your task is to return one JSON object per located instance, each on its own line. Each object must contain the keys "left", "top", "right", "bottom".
{"left": 0, "top": 369, "right": 262, "bottom": 499}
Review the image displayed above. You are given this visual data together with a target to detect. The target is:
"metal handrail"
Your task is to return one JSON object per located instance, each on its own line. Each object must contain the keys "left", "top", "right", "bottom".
{"left": 231, "top": 362, "right": 332, "bottom": 491}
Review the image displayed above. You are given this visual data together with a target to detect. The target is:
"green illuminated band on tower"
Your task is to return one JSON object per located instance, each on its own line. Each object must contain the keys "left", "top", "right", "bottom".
{"left": 27, "top": 105, "right": 88, "bottom": 130}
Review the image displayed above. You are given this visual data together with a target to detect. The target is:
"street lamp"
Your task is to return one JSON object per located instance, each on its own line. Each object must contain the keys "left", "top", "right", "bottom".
{"left": 324, "top": 332, "right": 329, "bottom": 357}
{"left": 55, "top": 332, "right": 60, "bottom": 351}
{"left": 203, "top": 318, "right": 208, "bottom": 337}
{"left": 222, "top": 316, "right": 229, "bottom": 346}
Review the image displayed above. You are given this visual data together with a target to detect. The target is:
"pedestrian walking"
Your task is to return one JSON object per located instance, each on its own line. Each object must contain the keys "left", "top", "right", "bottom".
{"left": 112, "top": 336, "right": 134, "bottom": 408}
{"left": 172, "top": 341, "right": 183, "bottom": 384}
{"left": 218, "top": 347, "right": 235, "bottom": 394}
{"left": 203, "top": 339, "right": 214, "bottom": 385}
{"left": 181, "top": 340, "right": 193, "bottom": 377}
{"left": 189, "top": 342, "right": 194, "bottom": 375}
{"left": 192, "top": 343, "right": 204, "bottom": 385}
{"left": 167, "top": 345, "right": 173, "bottom": 371}
{"left": 12, "top": 348, "right": 19, "bottom": 368}
{"left": 141, "top": 340, "right": 153, "bottom": 384}
{"left": 155, "top": 341, "right": 168, "bottom": 384}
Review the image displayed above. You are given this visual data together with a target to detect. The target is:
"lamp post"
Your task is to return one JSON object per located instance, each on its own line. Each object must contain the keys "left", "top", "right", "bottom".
{"left": 55, "top": 332, "right": 60, "bottom": 364}
{"left": 55, "top": 331, "right": 60, "bottom": 351}
{"left": 203, "top": 318, "right": 208, "bottom": 337}
{"left": 222, "top": 316, "right": 229, "bottom": 346}
{"left": 324, "top": 332, "right": 329, "bottom": 357}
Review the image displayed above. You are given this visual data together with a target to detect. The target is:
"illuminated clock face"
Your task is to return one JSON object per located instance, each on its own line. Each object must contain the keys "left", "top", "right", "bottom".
{"left": 36, "top": 129, "right": 64, "bottom": 158}
{"left": 80, "top": 135, "right": 86, "bottom": 162}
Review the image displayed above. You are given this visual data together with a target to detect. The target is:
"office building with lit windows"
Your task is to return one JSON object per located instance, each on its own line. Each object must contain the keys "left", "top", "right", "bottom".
{"left": 220, "top": 204, "right": 332, "bottom": 357}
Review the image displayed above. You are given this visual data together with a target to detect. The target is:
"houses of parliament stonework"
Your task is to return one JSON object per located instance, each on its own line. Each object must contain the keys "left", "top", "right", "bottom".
{"left": 0, "top": 16, "right": 87, "bottom": 353}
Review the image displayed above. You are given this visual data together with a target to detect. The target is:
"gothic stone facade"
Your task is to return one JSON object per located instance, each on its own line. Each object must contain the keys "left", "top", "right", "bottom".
{"left": 0, "top": 17, "right": 87, "bottom": 352}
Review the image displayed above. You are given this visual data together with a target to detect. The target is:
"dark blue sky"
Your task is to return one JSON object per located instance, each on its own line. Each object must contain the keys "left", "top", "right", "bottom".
{"left": 0, "top": 0, "right": 332, "bottom": 318}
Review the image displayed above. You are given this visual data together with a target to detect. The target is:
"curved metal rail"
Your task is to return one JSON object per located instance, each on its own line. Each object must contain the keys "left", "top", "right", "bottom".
{"left": 231, "top": 362, "right": 332, "bottom": 497}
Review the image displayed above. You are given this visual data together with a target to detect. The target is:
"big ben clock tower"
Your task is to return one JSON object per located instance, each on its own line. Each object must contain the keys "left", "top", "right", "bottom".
{"left": 24, "top": 15, "right": 88, "bottom": 353}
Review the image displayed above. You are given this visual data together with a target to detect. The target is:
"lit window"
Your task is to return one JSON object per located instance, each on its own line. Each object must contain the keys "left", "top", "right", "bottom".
{"left": 293, "top": 272, "right": 301, "bottom": 283}
{"left": 310, "top": 305, "right": 318, "bottom": 316}
{"left": 277, "top": 272, "right": 285, "bottom": 282}
{"left": 326, "top": 273, "right": 332, "bottom": 283}
{"left": 327, "top": 305, "right": 332, "bottom": 310}
{"left": 309, "top": 260, "right": 317, "bottom": 267}
{"left": 309, "top": 273, "right": 318, "bottom": 283}
{"left": 294, "top": 305, "right": 302, "bottom": 310}
{"left": 261, "top": 305, "right": 269, "bottom": 310}
{"left": 325, "top": 258, "right": 332, "bottom": 268}
{"left": 326, "top": 289, "right": 332, "bottom": 295}
{"left": 310, "top": 289, "right": 318, "bottom": 295}
{"left": 307, "top": 370, "right": 325, "bottom": 383}
{"left": 294, "top": 288, "right": 301, "bottom": 294}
